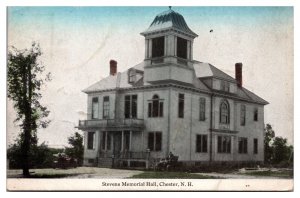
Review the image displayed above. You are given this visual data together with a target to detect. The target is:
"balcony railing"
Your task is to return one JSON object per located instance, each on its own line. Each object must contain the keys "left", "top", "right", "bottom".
{"left": 78, "top": 118, "right": 144, "bottom": 130}
{"left": 176, "top": 57, "right": 188, "bottom": 66}
{"left": 151, "top": 57, "right": 164, "bottom": 65}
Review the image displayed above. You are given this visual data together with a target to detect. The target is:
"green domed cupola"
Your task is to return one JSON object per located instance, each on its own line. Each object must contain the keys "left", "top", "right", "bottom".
{"left": 141, "top": 7, "right": 198, "bottom": 85}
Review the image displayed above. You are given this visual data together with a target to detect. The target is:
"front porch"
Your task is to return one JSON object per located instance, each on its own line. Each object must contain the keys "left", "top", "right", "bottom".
{"left": 98, "top": 151, "right": 151, "bottom": 168}
{"left": 98, "top": 130, "right": 150, "bottom": 168}
{"left": 78, "top": 118, "right": 149, "bottom": 168}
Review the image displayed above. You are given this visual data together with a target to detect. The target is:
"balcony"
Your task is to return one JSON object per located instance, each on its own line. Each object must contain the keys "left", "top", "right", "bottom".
{"left": 77, "top": 118, "right": 144, "bottom": 131}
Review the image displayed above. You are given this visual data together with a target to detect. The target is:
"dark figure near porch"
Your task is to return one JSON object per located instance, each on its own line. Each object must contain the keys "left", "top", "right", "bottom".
{"left": 155, "top": 152, "right": 179, "bottom": 171}
{"left": 167, "top": 152, "right": 175, "bottom": 161}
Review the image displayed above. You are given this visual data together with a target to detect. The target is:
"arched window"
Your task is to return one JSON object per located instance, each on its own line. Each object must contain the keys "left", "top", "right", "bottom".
{"left": 148, "top": 95, "right": 163, "bottom": 117}
{"left": 220, "top": 100, "right": 230, "bottom": 124}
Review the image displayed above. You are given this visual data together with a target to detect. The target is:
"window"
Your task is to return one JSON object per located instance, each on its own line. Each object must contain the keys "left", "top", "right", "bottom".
{"left": 87, "top": 132, "right": 95, "bottom": 150}
{"left": 103, "top": 96, "right": 110, "bottom": 119}
{"left": 128, "top": 70, "right": 136, "bottom": 83}
{"left": 148, "top": 132, "right": 162, "bottom": 151}
{"left": 253, "top": 138, "right": 258, "bottom": 154}
{"left": 221, "top": 81, "right": 230, "bottom": 92}
{"left": 220, "top": 100, "right": 230, "bottom": 124}
{"left": 240, "top": 104, "right": 246, "bottom": 126}
{"left": 148, "top": 95, "right": 164, "bottom": 117}
{"left": 199, "top": 98, "right": 206, "bottom": 121}
{"left": 92, "top": 97, "right": 99, "bottom": 119}
{"left": 88, "top": 159, "right": 95, "bottom": 164}
{"left": 196, "top": 135, "right": 208, "bottom": 153}
{"left": 177, "top": 37, "right": 187, "bottom": 59}
{"left": 124, "top": 95, "right": 137, "bottom": 118}
{"left": 124, "top": 131, "right": 130, "bottom": 151}
{"left": 217, "top": 136, "right": 231, "bottom": 153}
{"left": 178, "top": 93, "right": 185, "bottom": 118}
{"left": 254, "top": 108, "right": 258, "bottom": 121}
{"left": 238, "top": 137, "right": 248, "bottom": 154}
{"left": 107, "top": 133, "right": 111, "bottom": 150}
{"left": 101, "top": 132, "right": 111, "bottom": 150}
{"left": 152, "top": 36, "right": 165, "bottom": 58}
{"left": 101, "top": 132, "right": 105, "bottom": 150}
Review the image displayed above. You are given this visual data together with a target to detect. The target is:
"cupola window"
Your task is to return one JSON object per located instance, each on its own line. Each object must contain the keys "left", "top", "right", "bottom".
{"left": 152, "top": 36, "right": 165, "bottom": 58}
{"left": 177, "top": 37, "right": 188, "bottom": 59}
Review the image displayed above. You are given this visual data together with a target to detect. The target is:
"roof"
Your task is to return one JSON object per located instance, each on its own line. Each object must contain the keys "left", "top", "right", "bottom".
{"left": 82, "top": 62, "right": 145, "bottom": 93}
{"left": 83, "top": 60, "right": 268, "bottom": 105}
{"left": 141, "top": 9, "right": 198, "bottom": 37}
{"left": 240, "top": 88, "right": 269, "bottom": 105}
{"left": 193, "top": 61, "right": 268, "bottom": 105}
{"left": 194, "top": 61, "right": 236, "bottom": 82}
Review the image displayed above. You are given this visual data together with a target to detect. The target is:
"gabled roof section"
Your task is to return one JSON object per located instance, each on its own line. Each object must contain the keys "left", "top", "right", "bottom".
{"left": 240, "top": 88, "right": 269, "bottom": 105}
{"left": 82, "top": 62, "right": 145, "bottom": 93}
{"left": 193, "top": 61, "right": 268, "bottom": 105}
{"left": 141, "top": 9, "right": 198, "bottom": 38}
{"left": 193, "top": 61, "right": 236, "bottom": 82}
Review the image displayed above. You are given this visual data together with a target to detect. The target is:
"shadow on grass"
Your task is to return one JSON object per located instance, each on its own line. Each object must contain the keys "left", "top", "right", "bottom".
{"left": 129, "top": 171, "right": 220, "bottom": 179}
{"left": 29, "top": 173, "right": 81, "bottom": 178}
{"left": 8, "top": 173, "right": 80, "bottom": 178}
{"left": 242, "top": 170, "right": 293, "bottom": 178}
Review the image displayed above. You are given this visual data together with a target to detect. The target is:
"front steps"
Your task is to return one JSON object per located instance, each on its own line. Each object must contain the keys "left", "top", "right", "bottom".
{"left": 98, "top": 158, "right": 113, "bottom": 167}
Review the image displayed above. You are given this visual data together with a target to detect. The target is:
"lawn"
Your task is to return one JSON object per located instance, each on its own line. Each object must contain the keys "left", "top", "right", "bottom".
{"left": 242, "top": 170, "right": 293, "bottom": 178}
{"left": 129, "top": 171, "right": 219, "bottom": 179}
{"left": 7, "top": 167, "right": 97, "bottom": 178}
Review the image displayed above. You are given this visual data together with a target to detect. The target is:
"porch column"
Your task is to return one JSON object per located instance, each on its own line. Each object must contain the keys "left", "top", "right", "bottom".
{"left": 121, "top": 131, "right": 124, "bottom": 152}
{"left": 149, "top": 39, "right": 152, "bottom": 58}
{"left": 105, "top": 131, "right": 107, "bottom": 151}
{"left": 129, "top": 131, "right": 133, "bottom": 151}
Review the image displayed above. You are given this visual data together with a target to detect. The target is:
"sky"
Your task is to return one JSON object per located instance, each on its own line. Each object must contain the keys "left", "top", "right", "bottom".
{"left": 7, "top": 6, "right": 294, "bottom": 147}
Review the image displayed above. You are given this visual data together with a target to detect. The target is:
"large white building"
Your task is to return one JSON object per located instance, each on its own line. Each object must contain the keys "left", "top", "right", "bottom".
{"left": 78, "top": 8, "right": 268, "bottom": 168}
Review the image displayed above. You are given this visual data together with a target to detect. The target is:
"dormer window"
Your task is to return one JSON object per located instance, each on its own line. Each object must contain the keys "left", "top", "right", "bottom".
{"left": 221, "top": 81, "right": 230, "bottom": 92}
{"left": 128, "top": 69, "right": 136, "bottom": 83}
{"left": 177, "top": 37, "right": 187, "bottom": 59}
{"left": 152, "top": 36, "right": 165, "bottom": 58}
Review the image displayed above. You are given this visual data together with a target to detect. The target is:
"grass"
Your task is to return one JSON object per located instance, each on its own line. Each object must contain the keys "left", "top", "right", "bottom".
{"left": 129, "top": 171, "right": 219, "bottom": 179}
{"left": 7, "top": 167, "right": 97, "bottom": 178}
{"left": 27, "top": 173, "right": 80, "bottom": 178}
{"left": 242, "top": 170, "right": 293, "bottom": 178}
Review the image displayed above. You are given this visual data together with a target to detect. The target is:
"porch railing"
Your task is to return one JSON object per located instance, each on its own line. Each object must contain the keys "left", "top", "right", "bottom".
{"left": 99, "top": 151, "right": 149, "bottom": 160}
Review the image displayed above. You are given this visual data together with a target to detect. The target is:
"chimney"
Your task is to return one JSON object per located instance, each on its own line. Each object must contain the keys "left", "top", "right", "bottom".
{"left": 235, "top": 62, "right": 243, "bottom": 87}
{"left": 109, "top": 60, "right": 117, "bottom": 76}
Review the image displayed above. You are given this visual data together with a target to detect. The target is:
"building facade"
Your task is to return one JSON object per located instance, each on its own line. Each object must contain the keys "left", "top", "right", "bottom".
{"left": 78, "top": 8, "right": 268, "bottom": 168}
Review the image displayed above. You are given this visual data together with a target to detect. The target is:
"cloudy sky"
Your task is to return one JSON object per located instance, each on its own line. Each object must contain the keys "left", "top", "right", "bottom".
{"left": 7, "top": 6, "right": 293, "bottom": 147}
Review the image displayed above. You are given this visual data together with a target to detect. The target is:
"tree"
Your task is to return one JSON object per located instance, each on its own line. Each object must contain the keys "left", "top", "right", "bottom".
{"left": 7, "top": 42, "right": 51, "bottom": 176}
{"left": 272, "top": 137, "right": 292, "bottom": 164}
{"left": 264, "top": 124, "right": 293, "bottom": 166}
{"left": 7, "top": 141, "right": 64, "bottom": 169}
{"left": 65, "top": 132, "right": 84, "bottom": 166}
{"left": 264, "top": 124, "right": 275, "bottom": 163}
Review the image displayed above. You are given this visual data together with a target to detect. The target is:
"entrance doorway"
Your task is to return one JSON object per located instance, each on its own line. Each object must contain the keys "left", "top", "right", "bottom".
{"left": 113, "top": 133, "right": 122, "bottom": 157}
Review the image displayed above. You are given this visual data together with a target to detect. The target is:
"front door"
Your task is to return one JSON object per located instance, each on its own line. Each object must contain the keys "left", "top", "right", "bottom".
{"left": 113, "top": 133, "right": 122, "bottom": 157}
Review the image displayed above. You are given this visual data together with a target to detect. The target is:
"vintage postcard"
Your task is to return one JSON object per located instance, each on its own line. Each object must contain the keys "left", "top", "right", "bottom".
{"left": 6, "top": 5, "right": 294, "bottom": 191}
